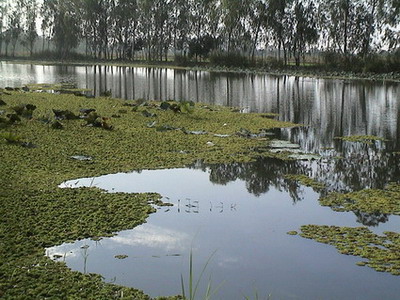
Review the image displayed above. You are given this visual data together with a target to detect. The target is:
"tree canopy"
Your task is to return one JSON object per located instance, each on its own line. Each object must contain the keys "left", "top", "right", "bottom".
{"left": 0, "top": 0, "right": 398, "bottom": 64}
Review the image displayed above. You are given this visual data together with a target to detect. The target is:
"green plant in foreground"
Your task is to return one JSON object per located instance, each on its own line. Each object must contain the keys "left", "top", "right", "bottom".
{"left": 180, "top": 250, "right": 223, "bottom": 300}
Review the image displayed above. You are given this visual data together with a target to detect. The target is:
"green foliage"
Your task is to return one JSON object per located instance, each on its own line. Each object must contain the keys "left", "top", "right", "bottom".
{"left": 334, "top": 135, "right": 386, "bottom": 144}
{"left": 322, "top": 51, "right": 400, "bottom": 74}
{"left": 12, "top": 103, "right": 37, "bottom": 119}
{"left": 181, "top": 249, "right": 222, "bottom": 300}
{"left": 264, "top": 57, "right": 284, "bottom": 69}
{"left": 0, "top": 131, "right": 23, "bottom": 144}
{"left": 363, "top": 51, "right": 400, "bottom": 73}
{"left": 284, "top": 174, "right": 326, "bottom": 192}
{"left": 209, "top": 51, "right": 249, "bottom": 68}
{"left": 299, "top": 225, "right": 400, "bottom": 276}
{"left": 84, "top": 111, "right": 113, "bottom": 130}
{"left": 0, "top": 90, "right": 294, "bottom": 299}
{"left": 188, "top": 35, "right": 219, "bottom": 60}
{"left": 319, "top": 183, "right": 400, "bottom": 215}
{"left": 159, "top": 101, "right": 195, "bottom": 114}
{"left": 175, "top": 54, "right": 190, "bottom": 66}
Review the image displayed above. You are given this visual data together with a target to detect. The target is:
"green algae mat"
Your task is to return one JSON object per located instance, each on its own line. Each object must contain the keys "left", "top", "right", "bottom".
{"left": 0, "top": 90, "right": 295, "bottom": 299}
{"left": 299, "top": 225, "right": 400, "bottom": 276}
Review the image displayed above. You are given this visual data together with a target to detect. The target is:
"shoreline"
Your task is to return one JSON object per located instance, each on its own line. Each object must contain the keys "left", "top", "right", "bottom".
{"left": 1, "top": 57, "right": 399, "bottom": 83}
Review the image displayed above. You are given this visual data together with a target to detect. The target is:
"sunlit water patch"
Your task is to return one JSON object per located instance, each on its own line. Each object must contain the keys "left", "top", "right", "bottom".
{"left": 48, "top": 160, "right": 400, "bottom": 300}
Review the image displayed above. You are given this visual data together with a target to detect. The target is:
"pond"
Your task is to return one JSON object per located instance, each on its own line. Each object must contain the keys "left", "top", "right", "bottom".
{"left": 49, "top": 157, "right": 400, "bottom": 300}
{"left": 2, "top": 61, "right": 400, "bottom": 299}
{"left": 1, "top": 61, "right": 399, "bottom": 152}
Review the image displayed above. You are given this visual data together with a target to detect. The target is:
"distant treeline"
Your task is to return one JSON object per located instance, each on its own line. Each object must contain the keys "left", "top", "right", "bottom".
{"left": 0, "top": 0, "right": 399, "bottom": 72}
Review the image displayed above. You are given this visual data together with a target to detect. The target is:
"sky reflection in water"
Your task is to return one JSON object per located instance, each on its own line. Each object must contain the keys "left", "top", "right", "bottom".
{"left": 2, "top": 61, "right": 399, "bottom": 299}
{"left": 49, "top": 159, "right": 400, "bottom": 300}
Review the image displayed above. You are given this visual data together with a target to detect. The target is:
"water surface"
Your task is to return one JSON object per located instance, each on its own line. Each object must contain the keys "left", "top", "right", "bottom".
{"left": 49, "top": 158, "right": 400, "bottom": 300}
{"left": 2, "top": 61, "right": 400, "bottom": 299}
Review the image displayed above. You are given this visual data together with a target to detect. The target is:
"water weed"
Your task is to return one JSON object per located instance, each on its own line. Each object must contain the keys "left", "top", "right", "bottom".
{"left": 0, "top": 89, "right": 293, "bottom": 298}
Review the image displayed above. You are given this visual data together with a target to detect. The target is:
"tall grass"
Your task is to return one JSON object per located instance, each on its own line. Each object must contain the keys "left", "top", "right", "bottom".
{"left": 180, "top": 249, "right": 223, "bottom": 300}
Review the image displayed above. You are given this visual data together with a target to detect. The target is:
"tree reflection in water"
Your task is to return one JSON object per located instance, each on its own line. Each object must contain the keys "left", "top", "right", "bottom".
{"left": 189, "top": 136, "right": 400, "bottom": 226}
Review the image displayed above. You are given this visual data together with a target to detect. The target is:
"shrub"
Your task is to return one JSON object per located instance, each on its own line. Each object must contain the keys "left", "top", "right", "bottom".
{"left": 264, "top": 56, "right": 284, "bottom": 69}
{"left": 209, "top": 51, "right": 249, "bottom": 68}
{"left": 174, "top": 54, "right": 189, "bottom": 66}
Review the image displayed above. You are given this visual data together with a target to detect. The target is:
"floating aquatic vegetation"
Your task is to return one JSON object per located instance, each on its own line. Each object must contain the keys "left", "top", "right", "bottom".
{"left": 159, "top": 100, "right": 195, "bottom": 114}
{"left": 115, "top": 254, "right": 129, "bottom": 259}
{"left": 236, "top": 128, "right": 273, "bottom": 138}
{"left": 284, "top": 174, "right": 326, "bottom": 192}
{"left": 100, "top": 89, "right": 112, "bottom": 97}
{"left": 265, "top": 139, "right": 321, "bottom": 160}
{"left": 156, "top": 124, "right": 180, "bottom": 132}
{"left": 51, "top": 121, "right": 64, "bottom": 129}
{"left": 20, "top": 142, "right": 37, "bottom": 148}
{"left": 146, "top": 121, "right": 157, "bottom": 128}
{"left": 148, "top": 198, "right": 173, "bottom": 207}
{"left": 84, "top": 111, "right": 113, "bottom": 130}
{"left": 183, "top": 129, "right": 208, "bottom": 135}
{"left": 53, "top": 109, "right": 79, "bottom": 120}
{"left": 0, "top": 113, "right": 21, "bottom": 127}
{"left": 261, "top": 113, "right": 279, "bottom": 119}
{"left": 298, "top": 225, "right": 400, "bottom": 276}
{"left": 160, "top": 101, "right": 171, "bottom": 110}
{"left": 334, "top": 135, "right": 387, "bottom": 144}
{"left": 142, "top": 110, "right": 157, "bottom": 118}
{"left": 79, "top": 108, "right": 96, "bottom": 116}
{"left": 6, "top": 113, "right": 21, "bottom": 124}
{"left": 0, "top": 90, "right": 295, "bottom": 299}
{"left": 179, "top": 101, "right": 195, "bottom": 114}
{"left": 26, "top": 83, "right": 91, "bottom": 94}
{"left": 319, "top": 183, "right": 400, "bottom": 215}
{"left": 12, "top": 103, "right": 37, "bottom": 119}
{"left": 287, "top": 231, "right": 298, "bottom": 235}
{"left": 0, "top": 131, "right": 23, "bottom": 144}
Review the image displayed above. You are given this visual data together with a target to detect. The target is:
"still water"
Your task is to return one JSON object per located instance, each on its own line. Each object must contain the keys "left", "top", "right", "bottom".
{"left": 2, "top": 62, "right": 400, "bottom": 299}
{"left": 1, "top": 61, "right": 399, "bottom": 152}
{"left": 50, "top": 158, "right": 400, "bottom": 300}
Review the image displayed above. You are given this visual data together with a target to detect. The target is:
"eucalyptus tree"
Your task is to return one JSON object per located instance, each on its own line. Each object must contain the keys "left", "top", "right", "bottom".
{"left": 0, "top": 0, "right": 9, "bottom": 55}
{"left": 377, "top": 0, "right": 400, "bottom": 49}
{"left": 170, "top": 0, "right": 191, "bottom": 56}
{"left": 220, "top": 0, "right": 251, "bottom": 52}
{"left": 265, "top": 0, "right": 293, "bottom": 65}
{"left": 50, "top": 0, "right": 82, "bottom": 58}
{"left": 290, "top": 0, "right": 318, "bottom": 65}
{"left": 319, "top": 0, "right": 378, "bottom": 56}
{"left": 80, "top": 0, "right": 114, "bottom": 59}
{"left": 20, "top": 0, "right": 38, "bottom": 56}
{"left": 8, "top": 1, "right": 24, "bottom": 57}
{"left": 153, "top": 0, "right": 173, "bottom": 61}
{"left": 187, "top": 0, "right": 221, "bottom": 60}
{"left": 138, "top": 0, "right": 174, "bottom": 61}
{"left": 137, "top": 0, "right": 153, "bottom": 60}
{"left": 248, "top": 0, "right": 268, "bottom": 61}
{"left": 112, "top": 0, "right": 139, "bottom": 60}
{"left": 40, "top": 0, "right": 54, "bottom": 52}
